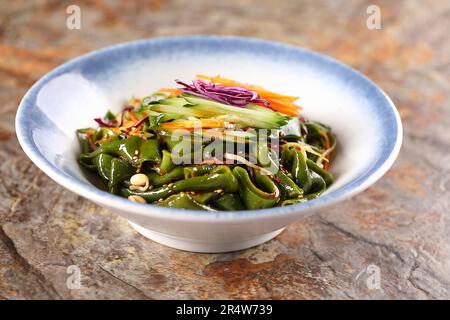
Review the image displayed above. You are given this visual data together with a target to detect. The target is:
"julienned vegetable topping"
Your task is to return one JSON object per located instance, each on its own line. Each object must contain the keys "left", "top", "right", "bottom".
{"left": 77, "top": 75, "right": 336, "bottom": 211}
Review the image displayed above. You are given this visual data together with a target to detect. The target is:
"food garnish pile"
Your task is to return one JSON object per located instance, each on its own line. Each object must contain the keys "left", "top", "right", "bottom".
{"left": 77, "top": 75, "right": 335, "bottom": 211}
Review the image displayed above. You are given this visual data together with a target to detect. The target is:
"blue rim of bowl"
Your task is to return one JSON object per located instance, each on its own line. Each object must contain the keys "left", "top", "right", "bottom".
{"left": 15, "top": 35, "right": 402, "bottom": 222}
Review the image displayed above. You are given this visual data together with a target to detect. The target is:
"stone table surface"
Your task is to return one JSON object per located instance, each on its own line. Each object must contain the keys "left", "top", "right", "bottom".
{"left": 0, "top": 0, "right": 449, "bottom": 299}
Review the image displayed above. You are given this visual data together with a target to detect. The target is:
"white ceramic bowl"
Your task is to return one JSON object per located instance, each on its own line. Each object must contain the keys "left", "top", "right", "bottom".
{"left": 16, "top": 36, "right": 402, "bottom": 252}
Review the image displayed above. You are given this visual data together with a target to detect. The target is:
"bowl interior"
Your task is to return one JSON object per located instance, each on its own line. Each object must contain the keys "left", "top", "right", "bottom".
{"left": 17, "top": 36, "right": 401, "bottom": 216}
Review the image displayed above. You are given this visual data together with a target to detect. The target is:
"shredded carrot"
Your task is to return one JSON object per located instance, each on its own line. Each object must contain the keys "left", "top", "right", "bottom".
{"left": 197, "top": 74, "right": 298, "bottom": 100}
{"left": 159, "top": 88, "right": 183, "bottom": 96}
{"left": 320, "top": 130, "right": 331, "bottom": 170}
{"left": 263, "top": 99, "right": 300, "bottom": 116}
{"left": 161, "top": 119, "right": 226, "bottom": 130}
{"left": 129, "top": 109, "right": 139, "bottom": 122}
{"left": 197, "top": 74, "right": 302, "bottom": 116}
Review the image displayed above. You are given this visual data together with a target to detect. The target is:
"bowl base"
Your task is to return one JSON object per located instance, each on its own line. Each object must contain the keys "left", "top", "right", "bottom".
{"left": 128, "top": 221, "right": 284, "bottom": 253}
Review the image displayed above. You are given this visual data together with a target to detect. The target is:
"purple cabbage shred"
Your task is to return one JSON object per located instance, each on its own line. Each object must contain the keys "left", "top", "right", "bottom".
{"left": 94, "top": 118, "right": 117, "bottom": 127}
{"left": 119, "top": 106, "right": 134, "bottom": 126}
{"left": 176, "top": 79, "right": 269, "bottom": 107}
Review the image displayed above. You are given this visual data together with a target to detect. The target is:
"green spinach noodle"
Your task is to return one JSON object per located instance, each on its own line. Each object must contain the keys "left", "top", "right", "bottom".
{"left": 77, "top": 75, "right": 336, "bottom": 211}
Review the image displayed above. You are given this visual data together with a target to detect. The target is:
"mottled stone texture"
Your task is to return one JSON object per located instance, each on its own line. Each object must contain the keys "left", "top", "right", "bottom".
{"left": 0, "top": 0, "right": 449, "bottom": 300}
